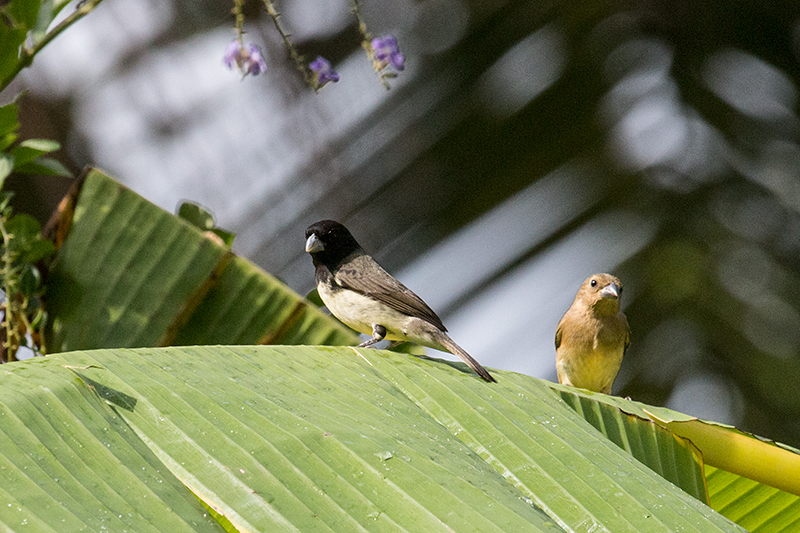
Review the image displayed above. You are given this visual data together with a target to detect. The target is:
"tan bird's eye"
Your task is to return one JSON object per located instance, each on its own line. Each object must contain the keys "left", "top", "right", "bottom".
{"left": 590, "top": 279, "right": 597, "bottom": 287}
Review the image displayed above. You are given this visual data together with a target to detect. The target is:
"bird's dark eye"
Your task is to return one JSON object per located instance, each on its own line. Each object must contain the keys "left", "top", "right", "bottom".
{"left": 590, "top": 279, "right": 597, "bottom": 287}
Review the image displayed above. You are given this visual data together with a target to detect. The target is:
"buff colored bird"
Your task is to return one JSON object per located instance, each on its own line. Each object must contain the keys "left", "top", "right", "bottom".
{"left": 556, "top": 274, "right": 630, "bottom": 394}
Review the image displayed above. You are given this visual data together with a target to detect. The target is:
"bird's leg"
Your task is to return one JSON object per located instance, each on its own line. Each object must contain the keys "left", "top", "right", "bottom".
{"left": 357, "top": 324, "right": 387, "bottom": 348}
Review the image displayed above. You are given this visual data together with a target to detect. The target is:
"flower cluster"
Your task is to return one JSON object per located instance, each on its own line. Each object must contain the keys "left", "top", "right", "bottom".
{"left": 371, "top": 35, "right": 404, "bottom": 71}
{"left": 309, "top": 56, "right": 340, "bottom": 88}
{"left": 223, "top": 41, "right": 267, "bottom": 77}
{"left": 223, "top": 0, "right": 405, "bottom": 92}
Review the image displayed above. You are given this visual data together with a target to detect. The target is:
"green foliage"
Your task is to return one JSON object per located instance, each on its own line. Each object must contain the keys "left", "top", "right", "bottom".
{"left": 10, "top": 138, "right": 70, "bottom": 176}
{"left": 555, "top": 384, "right": 709, "bottom": 503}
{"left": 46, "top": 168, "right": 357, "bottom": 352}
{"left": 706, "top": 465, "right": 800, "bottom": 533}
{"left": 553, "top": 383, "right": 800, "bottom": 532}
{"left": 0, "top": 346, "right": 748, "bottom": 532}
{"left": 0, "top": 0, "right": 41, "bottom": 82}
{"left": 0, "top": 99, "right": 69, "bottom": 187}
{"left": 305, "top": 287, "right": 324, "bottom": 307}
{"left": 0, "top": 98, "right": 69, "bottom": 361}
{"left": 0, "top": 0, "right": 106, "bottom": 92}
{"left": 178, "top": 201, "right": 217, "bottom": 231}
{"left": 0, "top": 196, "right": 56, "bottom": 360}
{"left": 178, "top": 201, "right": 236, "bottom": 247}
{"left": 0, "top": 99, "right": 20, "bottom": 141}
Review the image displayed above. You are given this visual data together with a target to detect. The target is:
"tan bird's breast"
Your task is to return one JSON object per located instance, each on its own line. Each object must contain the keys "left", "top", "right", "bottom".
{"left": 556, "top": 315, "right": 626, "bottom": 394}
{"left": 557, "top": 343, "right": 624, "bottom": 393}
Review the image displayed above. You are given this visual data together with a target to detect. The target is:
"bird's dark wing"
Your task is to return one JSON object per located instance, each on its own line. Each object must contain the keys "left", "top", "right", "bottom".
{"left": 333, "top": 254, "right": 447, "bottom": 331}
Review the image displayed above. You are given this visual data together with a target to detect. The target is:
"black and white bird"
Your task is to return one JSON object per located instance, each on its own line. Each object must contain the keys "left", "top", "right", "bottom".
{"left": 305, "top": 220, "right": 495, "bottom": 382}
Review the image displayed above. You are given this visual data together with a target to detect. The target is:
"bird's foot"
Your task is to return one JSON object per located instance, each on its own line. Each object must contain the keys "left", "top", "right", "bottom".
{"left": 357, "top": 324, "right": 387, "bottom": 348}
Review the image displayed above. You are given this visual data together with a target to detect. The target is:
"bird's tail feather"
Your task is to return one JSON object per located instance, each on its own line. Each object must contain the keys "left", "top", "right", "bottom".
{"left": 438, "top": 334, "right": 496, "bottom": 383}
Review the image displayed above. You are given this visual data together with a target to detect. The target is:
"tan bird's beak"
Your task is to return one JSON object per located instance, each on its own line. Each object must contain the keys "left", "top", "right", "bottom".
{"left": 600, "top": 282, "right": 620, "bottom": 299}
{"left": 305, "top": 233, "right": 325, "bottom": 253}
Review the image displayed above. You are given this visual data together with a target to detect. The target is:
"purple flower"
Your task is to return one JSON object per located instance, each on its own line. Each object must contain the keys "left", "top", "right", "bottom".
{"left": 223, "top": 41, "right": 240, "bottom": 69}
{"left": 223, "top": 40, "right": 267, "bottom": 77}
{"left": 244, "top": 43, "right": 267, "bottom": 75}
{"left": 371, "top": 35, "right": 404, "bottom": 71}
{"left": 309, "top": 56, "right": 340, "bottom": 86}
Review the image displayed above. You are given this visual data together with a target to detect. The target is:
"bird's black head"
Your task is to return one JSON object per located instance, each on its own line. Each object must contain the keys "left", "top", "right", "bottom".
{"left": 305, "top": 220, "right": 363, "bottom": 268}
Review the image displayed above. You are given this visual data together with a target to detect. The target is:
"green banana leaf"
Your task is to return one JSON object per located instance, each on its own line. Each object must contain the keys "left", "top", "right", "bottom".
{"left": 0, "top": 345, "right": 745, "bottom": 532}
{"left": 44, "top": 168, "right": 357, "bottom": 353}
{"left": 553, "top": 384, "right": 800, "bottom": 532}
{"left": 553, "top": 384, "right": 708, "bottom": 502}
{"left": 706, "top": 466, "right": 800, "bottom": 532}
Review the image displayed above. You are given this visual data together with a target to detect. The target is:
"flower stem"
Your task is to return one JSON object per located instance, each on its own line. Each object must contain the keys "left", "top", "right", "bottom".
{"left": 260, "top": 0, "right": 316, "bottom": 88}
{"left": 232, "top": 0, "right": 245, "bottom": 44}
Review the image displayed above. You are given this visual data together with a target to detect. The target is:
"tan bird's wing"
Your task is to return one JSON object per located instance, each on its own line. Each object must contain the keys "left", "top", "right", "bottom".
{"left": 555, "top": 318, "right": 564, "bottom": 350}
{"left": 333, "top": 254, "right": 447, "bottom": 331}
{"left": 624, "top": 318, "right": 631, "bottom": 354}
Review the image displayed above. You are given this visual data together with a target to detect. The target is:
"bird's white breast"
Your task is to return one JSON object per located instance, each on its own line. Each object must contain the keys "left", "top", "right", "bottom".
{"left": 317, "top": 282, "right": 414, "bottom": 342}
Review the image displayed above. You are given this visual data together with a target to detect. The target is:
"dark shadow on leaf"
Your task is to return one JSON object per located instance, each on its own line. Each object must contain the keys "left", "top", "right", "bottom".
{"left": 394, "top": 350, "right": 490, "bottom": 378}
{"left": 74, "top": 372, "right": 138, "bottom": 411}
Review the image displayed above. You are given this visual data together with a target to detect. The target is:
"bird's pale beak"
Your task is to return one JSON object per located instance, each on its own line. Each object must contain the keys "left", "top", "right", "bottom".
{"left": 305, "top": 233, "right": 325, "bottom": 253}
{"left": 600, "top": 282, "right": 620, "bottom": 300}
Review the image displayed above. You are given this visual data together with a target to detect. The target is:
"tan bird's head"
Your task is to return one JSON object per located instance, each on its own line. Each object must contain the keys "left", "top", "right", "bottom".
{"left": 575, "top": 273, "right": 623, "bottom": 316}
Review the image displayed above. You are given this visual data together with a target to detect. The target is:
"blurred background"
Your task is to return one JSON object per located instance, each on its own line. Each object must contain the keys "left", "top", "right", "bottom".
{"left": 3, "top": 0, "right": 800, "bottom": 447}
